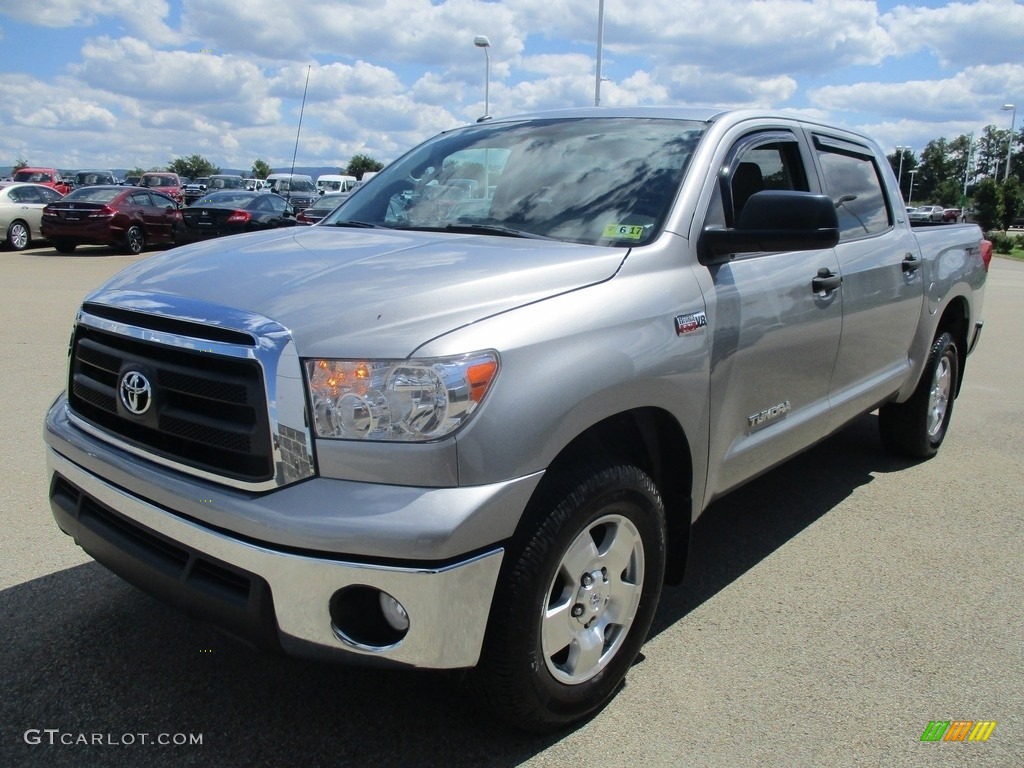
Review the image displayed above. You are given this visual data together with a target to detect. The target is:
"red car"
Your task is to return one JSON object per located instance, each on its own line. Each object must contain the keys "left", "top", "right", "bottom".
{"left": 41, "top": 185, "right": 180, "bottom": 254}
{"left": 13, "top": 167, "right": 73, "bottom": 195}
{"left": 140, "top": 172, "right": 184, "bottom": 205}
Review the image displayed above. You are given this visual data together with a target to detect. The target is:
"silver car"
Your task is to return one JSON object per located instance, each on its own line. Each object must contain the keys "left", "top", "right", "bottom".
{"left": 0, "top": 182, "right": 64, "bottom": 250}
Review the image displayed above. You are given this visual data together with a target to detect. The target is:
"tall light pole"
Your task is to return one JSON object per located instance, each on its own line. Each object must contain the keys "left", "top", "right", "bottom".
{"left": 474, "top": 35, "right": 491, "bottom": 119}
{"left": 963, "top": 132, "right": 974, "bottom": 219}
{"left": 1002, "top": 103, "right": 1016, "bottom": 182}
{"left": 908, "top": 169, "right": 918, "bottom": 204}
{"left": 895, "top": 145, "right": 909, "bottom": 198}
{"left": 595, "top": 0, "right": 605, "bottom": 106}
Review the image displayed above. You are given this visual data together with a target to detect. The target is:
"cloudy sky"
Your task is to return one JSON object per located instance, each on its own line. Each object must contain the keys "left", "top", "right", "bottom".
{"left": 0, "top": 0, "right": 1021, "bottom": 173}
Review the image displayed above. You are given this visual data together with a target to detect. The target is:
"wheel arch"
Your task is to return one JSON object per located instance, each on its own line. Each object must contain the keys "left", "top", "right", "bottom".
{"left": 935, "top": 295, "right": 969, "bottom": 397}
{"left": 518, "top": 407, "right": 694, "bottom": 585}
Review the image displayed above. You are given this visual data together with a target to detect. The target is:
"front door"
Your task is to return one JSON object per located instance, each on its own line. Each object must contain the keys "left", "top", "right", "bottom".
{"left": 699, "top": 130, "right": 843, "bottom": 501}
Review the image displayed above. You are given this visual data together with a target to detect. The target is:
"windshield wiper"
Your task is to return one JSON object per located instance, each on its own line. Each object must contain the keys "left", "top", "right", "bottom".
{"left": 428, "top": 223, "right": 556, "bottom": 240}
{"left": 330, "top": 220, "right": 389, "bottom": 229}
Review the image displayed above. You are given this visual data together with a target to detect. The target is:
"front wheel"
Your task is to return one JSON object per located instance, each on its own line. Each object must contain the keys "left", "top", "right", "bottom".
{"left": 6, "top": 220, "right": 30, "bottom": 250}
{"left": 879, "top": 331, "right": 959, "bottom": 458}
{"left": 472, "top": 461, "right": 666, "bottom": 731}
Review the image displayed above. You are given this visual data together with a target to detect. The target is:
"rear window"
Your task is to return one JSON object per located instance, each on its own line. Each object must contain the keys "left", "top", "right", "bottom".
{"left": 64, "top": 188, "right": 120, "bottom": 203}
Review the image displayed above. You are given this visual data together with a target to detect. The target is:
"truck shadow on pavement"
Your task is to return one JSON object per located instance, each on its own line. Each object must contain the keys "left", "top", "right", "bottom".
{"left": 652, "top": 411, "right": 912, "bottom": 636}
{"left": 0, "top": 413, "right": 913, "bottom": 768}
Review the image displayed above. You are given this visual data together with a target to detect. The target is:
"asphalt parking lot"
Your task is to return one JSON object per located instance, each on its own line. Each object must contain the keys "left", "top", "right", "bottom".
{"left": 1, "top": 246, "right": 1022, "bottom": 767}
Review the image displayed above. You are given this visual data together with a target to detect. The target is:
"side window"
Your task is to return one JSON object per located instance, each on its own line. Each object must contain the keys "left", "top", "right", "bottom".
{"left": 130, "top": 192, "right": 152, "bottom": 207}
{"left": 716, "top": 139, "right": 808, "bottom": 228}
{"left": 814, "top": 139, "right": 892, "bottom": 240}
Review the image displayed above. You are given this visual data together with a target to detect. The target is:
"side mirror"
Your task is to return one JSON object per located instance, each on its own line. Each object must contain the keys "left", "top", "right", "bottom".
{"left": 699, "top": 190, "right": 839, "bottom": 265}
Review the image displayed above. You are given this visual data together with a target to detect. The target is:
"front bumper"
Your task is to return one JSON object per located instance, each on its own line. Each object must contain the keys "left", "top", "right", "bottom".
{"left": 47, "top": 446, "right": 504, "bottom": 668}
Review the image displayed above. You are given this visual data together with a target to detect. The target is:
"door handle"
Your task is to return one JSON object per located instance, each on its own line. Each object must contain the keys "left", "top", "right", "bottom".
{"left": 812, "top": 267, "right": 842, "bottom": 293}
{"left": 902, "top": 253, "right": 922, "bottom": 273}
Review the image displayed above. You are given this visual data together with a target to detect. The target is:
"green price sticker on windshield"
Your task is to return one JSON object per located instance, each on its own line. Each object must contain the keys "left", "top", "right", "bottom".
{"left": 603, "top": 223, "right": 645, "bottom": 240}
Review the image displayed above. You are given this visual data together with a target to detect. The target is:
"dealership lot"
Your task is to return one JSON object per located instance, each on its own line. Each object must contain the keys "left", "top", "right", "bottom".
{"left": 1, "top": 246, "right": 1022, "bottom": 767}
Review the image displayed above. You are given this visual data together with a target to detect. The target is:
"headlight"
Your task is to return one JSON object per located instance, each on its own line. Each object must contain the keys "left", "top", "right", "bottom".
{"left": 304, "top": 352, "right": 498, "bottom": 441}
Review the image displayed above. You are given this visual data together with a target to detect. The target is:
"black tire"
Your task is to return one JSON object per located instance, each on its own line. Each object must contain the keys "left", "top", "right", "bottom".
{"left": 124, "top": 225, "right": 145, "bottom": 255}
{"left": 53, "top": 240, "right": 77, "bottom": 254}
{"left": 6, "top": 220, "right": 30, "bottom": 250}
{"left": 472, "top": 461, "right": 666, "bottom": 732}
{"left": 879, "top": 331, "right": 959, "bottom": 458}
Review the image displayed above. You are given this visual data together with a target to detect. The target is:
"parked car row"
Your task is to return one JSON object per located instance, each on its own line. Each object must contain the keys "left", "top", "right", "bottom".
{"left": 906, "top": 204, "right": 962, "bottom": 223}
{"left": 2, "top": 170, "right": 359, "bottom": 253}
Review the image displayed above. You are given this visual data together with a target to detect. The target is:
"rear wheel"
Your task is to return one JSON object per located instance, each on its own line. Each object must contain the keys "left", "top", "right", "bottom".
{"left": 6, "top": 220, "right": 30, "bottom": 250}
{"left": 879, "top": 331, "right": 959, "bottom": 458}
{"left": 472, "top": 461, "right": 666, "bottom": 732}
{"left": 124, "top": 225, "right": 145, "bottom": 254}
{"left": 53, "top": 240, "right": 77, "bottom": 254}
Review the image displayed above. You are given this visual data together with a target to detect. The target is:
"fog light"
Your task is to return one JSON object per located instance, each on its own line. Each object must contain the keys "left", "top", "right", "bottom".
{"left": 329, "top": 586, "right": 409, "bottom": 650}
{"left": 379, "top": 592, "right": 410, "bottom": 632}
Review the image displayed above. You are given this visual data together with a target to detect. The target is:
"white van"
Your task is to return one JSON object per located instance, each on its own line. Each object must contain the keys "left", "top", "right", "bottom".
{"left": 316, "top": 174, "right": 358, "bottom": 195}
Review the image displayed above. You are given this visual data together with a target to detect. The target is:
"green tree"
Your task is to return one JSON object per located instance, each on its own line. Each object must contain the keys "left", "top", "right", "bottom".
{"left": 972, "top": 178, "right": 1003, "bottom": 232}
{"left": 915, "top": 138, "right": 955, "bottom": 203}
{"left": 251, "top": 158, "right": 272, "bottom": 179}
{"left": 167, "top": 154, "right": 219, "bottom": 179}
{"left": 934, "top": 179, "right": 962, "bottom": 208}
{"left": 974, "top": 125, "right": 1007, "bottom": 180}
{"left": 12, "top": 157, "right": 29, "bottom": 172}
{"left": 345, "top": 154, "right": 384, "bottom": 179}
{"left": 999, "top": 177, "right": 1022, "bottom": 230}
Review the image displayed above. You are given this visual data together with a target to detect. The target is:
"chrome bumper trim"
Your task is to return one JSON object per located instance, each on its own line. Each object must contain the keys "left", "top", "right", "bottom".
{"left": 47, "top": 447, "right": 503, "bottom": 669}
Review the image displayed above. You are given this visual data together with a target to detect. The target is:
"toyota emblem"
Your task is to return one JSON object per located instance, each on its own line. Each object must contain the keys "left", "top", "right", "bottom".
{"left": 119, "top": 371, "right": 153, "bottom": 415}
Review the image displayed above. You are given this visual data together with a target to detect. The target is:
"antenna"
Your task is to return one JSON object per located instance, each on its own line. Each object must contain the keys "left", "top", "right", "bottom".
{"left": 289, "top": 65, "right": 311, "bottom": 177}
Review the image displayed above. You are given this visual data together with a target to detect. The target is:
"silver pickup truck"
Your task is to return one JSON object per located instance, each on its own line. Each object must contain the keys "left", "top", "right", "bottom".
{"left": 44, "top": 107, "right": 989, "bottom": 731}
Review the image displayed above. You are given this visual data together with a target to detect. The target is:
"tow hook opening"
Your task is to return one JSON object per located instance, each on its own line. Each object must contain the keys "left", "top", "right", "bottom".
{"left": 329, "top": 586, "right": 409, "bottom": 650}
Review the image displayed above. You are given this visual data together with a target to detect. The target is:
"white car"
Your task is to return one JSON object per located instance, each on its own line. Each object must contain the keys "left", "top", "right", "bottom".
{"left": 0, "top": 182, "right": 64, "bottom": 250}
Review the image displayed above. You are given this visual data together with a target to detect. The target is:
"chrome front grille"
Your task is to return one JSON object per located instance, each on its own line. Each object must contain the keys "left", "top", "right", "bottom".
{"left": 65, "top": 295, "right": 316, "bottom": 490}
{"left": 69, "top": 324, "right": 273, "bottom": 482}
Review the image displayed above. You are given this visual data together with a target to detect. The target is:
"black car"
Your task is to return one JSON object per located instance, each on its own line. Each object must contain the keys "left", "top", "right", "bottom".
{"left": 177, "top": 191, "right": 296, "bottom": 244}
{"left": 295, "top": 192, "right": 349, "bottom": 225}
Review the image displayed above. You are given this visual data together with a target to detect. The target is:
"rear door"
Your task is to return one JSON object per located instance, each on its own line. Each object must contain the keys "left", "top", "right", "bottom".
{"left": 8, "top": 185, "right": 57, "bottom": 238}
{"left": 131, "top": 191, "right": 175, "bottom": 243}
{"left": 807, "top": 132, "right": 924, "bottom": 427}
{"left": 698, "top": 127, "right": 843, "bottom": 500}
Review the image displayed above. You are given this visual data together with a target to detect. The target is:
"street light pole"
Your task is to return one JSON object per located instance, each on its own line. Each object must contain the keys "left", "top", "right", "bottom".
{"left": 895, "top": 145, "right": 909, "bottom": 198}
{"left": 595, "top": 0, "right": 605, "bottom": 107}
{"left": 474, "top": 35, "right": 491, "bottom": 120}
{"left": 1002, "top": 103, "right": 1016, "bottom": 182}
{"left": 908, "top": 170, "right": 918, "bottom": 204}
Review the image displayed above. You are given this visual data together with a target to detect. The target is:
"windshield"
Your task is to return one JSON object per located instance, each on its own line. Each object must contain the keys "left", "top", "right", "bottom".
{"left": 322, "top": 117, "right": 704, "bottom": 245}
{"left": 209, "top": 176, "right": 245, "bottom": 189}
{"left": 143, "top": 175, "right": 177, "bottom": 187}
{"left": 277, "top": 178, "right": 315, "bottom": 193}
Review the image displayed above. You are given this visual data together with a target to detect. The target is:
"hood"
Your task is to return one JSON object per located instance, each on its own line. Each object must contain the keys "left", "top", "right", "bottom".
{"left": 92, "top": 227, "right": 626, "bottom": 357}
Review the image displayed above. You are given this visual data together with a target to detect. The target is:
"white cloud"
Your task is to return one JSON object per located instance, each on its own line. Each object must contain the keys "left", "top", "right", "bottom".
{"left": 882, "top": 0, "right": 1024, "bottom": 68}
{"left": 1, "top": 0, "right": 1021, "bottom": 172}
{"left": 0, "top": 0, "right": 180, "bottom": 45}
